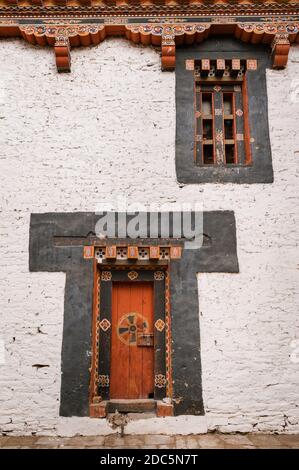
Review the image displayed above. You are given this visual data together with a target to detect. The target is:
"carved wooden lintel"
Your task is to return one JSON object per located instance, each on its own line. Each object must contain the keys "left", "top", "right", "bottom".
{"left": 0, "top": 18, "right": 298, "bottom": 72}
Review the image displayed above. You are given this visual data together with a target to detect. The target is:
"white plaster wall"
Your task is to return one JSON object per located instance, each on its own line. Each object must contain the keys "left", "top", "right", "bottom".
{"left": 0, "top": 38, "right": 298, "bottom": 435}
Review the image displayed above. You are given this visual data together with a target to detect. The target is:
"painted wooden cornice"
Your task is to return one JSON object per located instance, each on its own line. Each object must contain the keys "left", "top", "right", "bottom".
{"left": 0, "top": 1, "right": 298, "bottom": 72}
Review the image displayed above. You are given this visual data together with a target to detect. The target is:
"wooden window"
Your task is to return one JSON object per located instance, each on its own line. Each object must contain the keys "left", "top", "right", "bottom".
{"left": 176, "top": 40, "right": 273, "bottom": 183}
{"left": 194, "top": 59, "right": 251, "bottom": 166}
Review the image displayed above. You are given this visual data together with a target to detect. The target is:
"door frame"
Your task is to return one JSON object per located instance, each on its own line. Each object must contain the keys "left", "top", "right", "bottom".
{"left": 90, "top": 265, "right": 172, "bottom": 409}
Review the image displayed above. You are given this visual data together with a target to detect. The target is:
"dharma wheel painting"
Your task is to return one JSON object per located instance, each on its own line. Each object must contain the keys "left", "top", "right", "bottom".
{"left": 117, "top": 312, "right": 149, "bottom": 347}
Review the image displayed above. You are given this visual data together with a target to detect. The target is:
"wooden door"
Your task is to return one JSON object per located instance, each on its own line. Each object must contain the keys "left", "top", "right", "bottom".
{"left": 110, "top": 282, "right": 154, "bottom": 399}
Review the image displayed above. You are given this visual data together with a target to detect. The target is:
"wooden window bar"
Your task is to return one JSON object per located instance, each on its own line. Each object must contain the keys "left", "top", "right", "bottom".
{"left": 194, "top": 58, "right": 252, "bottom": 166}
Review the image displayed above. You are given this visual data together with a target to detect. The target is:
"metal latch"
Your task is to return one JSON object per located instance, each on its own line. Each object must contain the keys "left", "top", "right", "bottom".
{"left": 137, "top": 333, "right": 154, "bottom": 347}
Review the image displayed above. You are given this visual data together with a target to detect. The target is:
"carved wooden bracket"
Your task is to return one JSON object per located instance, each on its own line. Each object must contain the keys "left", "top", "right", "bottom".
{"left": 54, "top": 36, "right": 71, "bottom": 72}
{"left": 161, "top": 35, "right": 176, "bottom": 71}
{"left": 271, "top": 34, "right": 291, "bottom": 69}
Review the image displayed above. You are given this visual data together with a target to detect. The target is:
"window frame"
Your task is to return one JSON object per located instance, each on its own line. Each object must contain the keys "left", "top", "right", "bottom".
{"left": 175, "top": 39, "right": 274, "bottom": 184}
{"left": 195, "top": 80, "right": 251, "bottom": 167}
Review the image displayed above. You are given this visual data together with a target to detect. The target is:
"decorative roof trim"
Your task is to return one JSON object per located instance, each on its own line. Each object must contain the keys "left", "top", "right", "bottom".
{"left": 0, "top": 9, "right": 298, "bottom": 72}
{"left": 0, "top": 0, "right": 298, "bottom": 10}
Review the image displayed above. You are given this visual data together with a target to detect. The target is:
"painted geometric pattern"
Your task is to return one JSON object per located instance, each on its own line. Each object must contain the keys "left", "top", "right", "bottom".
{"left": 99, "top": 318, "right": 111, "bottom": 332}
{"left": 155, "top": 318, "right": 165, "bottom": 332}
{"left": 155, "top": 374, "right": 167, "bottom": 388}
{"left": 98, "top": 375, "right": 109, "bottom": 387}
{"left": 165, "top": 270, "right": 172, "bottom": 397}
{"left": 154, "top": 271, "right": 165, "bottom": 281}
{"left": 117, "top": 312, "right": 148, "bottom": 346}
{"left": 93, "top": 276, "right": 101, "bottom": 397}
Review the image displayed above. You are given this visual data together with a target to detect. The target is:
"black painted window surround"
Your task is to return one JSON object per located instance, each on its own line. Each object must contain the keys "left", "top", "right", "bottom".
{"left": 175, "top": 38, "right": 274, "bottom": 184}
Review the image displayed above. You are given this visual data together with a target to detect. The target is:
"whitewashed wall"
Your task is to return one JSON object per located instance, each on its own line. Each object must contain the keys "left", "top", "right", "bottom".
{"left": 0, "top": 38, "right": 298, "bottom": 435}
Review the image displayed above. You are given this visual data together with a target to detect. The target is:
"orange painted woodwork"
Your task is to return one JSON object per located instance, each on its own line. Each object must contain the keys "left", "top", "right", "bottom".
{"left": 201, "top": 59, "right": 210, "bottom": 70}
{"left": 272, "top": 39, "right": 291, "bottom": 69}
{"left": 128, "top": 246, "right": 138, "bottom": 259}
{"left": 110, "top": 282, "right": 154, "bottom": 399}
{"left": 83, "top": 245, "right": 94, "bottom": 259}
{"left": 246, "top": 59, "right": 257, "bottom": 70}
{"left": 55, "top": 46, "right": 71, "bottom": 73}
{"left": 186, "top": 59, "right": 195, "bottom": 71}
{"left": 156, "top": 401, "right": 174, "bottom": 417}
{"left": 170, "top": 246, "right": 182, "bottom": 259}
{"left": 232, "top": 58, "right": 241, "bottom": 70}
{"left": 149, "top": 246, "right": 160, "bottom": 259}
{"left": 106, "top": 245, "right": 117, "bottom": 259}
{"left": 216, "top": 58, "right": 225, "bottom": 70}
{"left": 161, "top": 45, "right": 176, "bottom": 70}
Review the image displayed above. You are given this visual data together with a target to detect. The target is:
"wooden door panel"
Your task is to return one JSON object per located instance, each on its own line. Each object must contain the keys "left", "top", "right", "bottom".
{"left": 111, "top": 283, "right": 130, "bottom": 398}
{"left": 128, "top": 283, "right": 142, "bottom": 399}
{"left": 141, "top": 284, "right": 155, "bottom": 398}
{"left": 110, "top": 282, "right": 154, "bottom": 399}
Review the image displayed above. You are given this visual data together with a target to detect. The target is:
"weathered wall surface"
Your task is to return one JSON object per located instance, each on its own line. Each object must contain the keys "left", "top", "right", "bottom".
{"left": 0, "top": 38, "right": 298, "bottom": 435}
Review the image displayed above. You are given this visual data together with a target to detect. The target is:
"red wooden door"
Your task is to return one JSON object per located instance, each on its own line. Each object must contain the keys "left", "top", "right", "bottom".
{"left": 110, "top": 282, "right": 154, "bottom": 399}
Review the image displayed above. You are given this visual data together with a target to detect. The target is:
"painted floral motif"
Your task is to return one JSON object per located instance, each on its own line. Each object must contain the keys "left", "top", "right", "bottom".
{"left": 154, "top": 271, "right": 165, "bottom": 281}
{"left": 98, "top": 375, "right": 109, "bottom": 387}
{"left": 128, "top": 271, "right": 138, "bottom": 280}
{"left": 101, "top": 271, "right": 112, "bottom": 281}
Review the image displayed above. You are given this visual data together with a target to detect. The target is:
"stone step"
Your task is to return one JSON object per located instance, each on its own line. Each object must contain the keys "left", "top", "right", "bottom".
{"left": 107, "top": 399, "right": 156, "bottom": 413}
{"left": 107, "top": 412, "right": 156, "bottom": 421}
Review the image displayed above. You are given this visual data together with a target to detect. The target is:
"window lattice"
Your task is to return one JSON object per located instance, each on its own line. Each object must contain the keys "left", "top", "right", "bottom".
{"left": 194, "top": 59, "right": 252, "bottom": 166}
